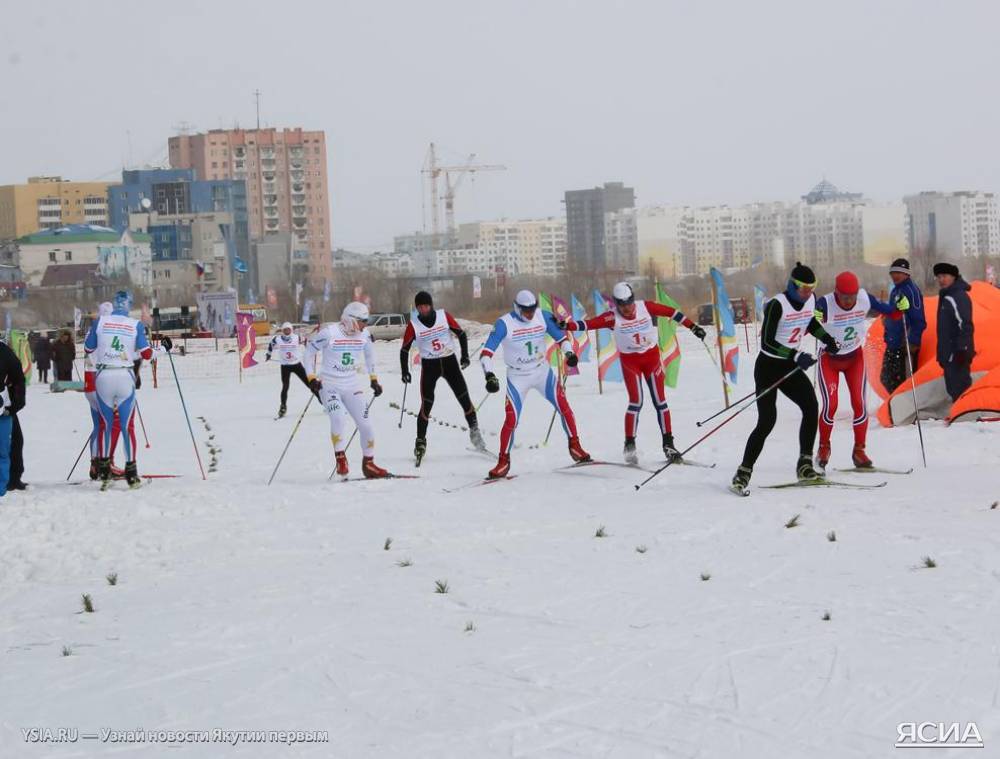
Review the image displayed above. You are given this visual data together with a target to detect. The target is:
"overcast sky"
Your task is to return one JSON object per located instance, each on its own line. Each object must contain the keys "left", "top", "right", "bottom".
{"left": 3, "top": 0, "right": 999, "bottom": 251}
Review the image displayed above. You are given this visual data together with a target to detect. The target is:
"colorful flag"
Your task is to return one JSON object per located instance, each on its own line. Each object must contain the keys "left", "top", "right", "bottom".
{"left": 323, "top": 280, "right": 332, "bottom": 302}
{"left": 73, "top": 307, "right": 83, "bottom": 333}
{"left": 710, "top": 268, "right": 739, "bottom": 384}
{"left": 9, "top": 330, "right": 32, "bottom": 384}
{"left": 472, "top": 276, "right": 482, "bottom": 299}
{"left": 295, "top": 282, "right": 303, "bottom": 306}
{"left": 236, "top": 312, "right": 258, "bottom": 369}
{"left": 655, "top": 283, "right": 682, "bottom": 388}
{"left": 592, "top": 289, "right": 622, "bottom": 383}
{"left": 571, "top": 294, "right": 591, "bottom": 362}
{"left": 266, "top": 286, "right": 278, "bottom": 308}
{"left": 550, "top": 294, "right": 579, "bottom": 376}
{"left": 537, "top": 292, "right": 561, "bottom": 370}
{"left": 195, "top": 261, "right": 205, "bottom": 278}
{"left": 753, "top": 284, "right": 768, "bottom": 324}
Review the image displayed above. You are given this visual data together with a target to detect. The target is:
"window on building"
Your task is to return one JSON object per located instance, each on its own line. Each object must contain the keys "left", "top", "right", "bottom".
{"left": 65, "top": 251, "right": 72, "bottom": 261}
{"left": 49, "top": 251, "right": 56, "bottom": 262}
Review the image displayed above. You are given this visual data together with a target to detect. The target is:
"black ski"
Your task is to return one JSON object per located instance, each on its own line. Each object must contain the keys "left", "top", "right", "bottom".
{"left": 761, "top": 478, "right": 887, "bottom": 491}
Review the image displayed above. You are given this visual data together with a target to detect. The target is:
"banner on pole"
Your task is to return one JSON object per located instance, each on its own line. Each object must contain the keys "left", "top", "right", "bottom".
{"left": 655, "top": 283, "right": 682, "bottom": 388}
{"left": 472, "top": 276, "right": 482, "bottom": 299}
{"left": 302, "top": 298, "right": 314, "bottom": 323}
{"left": 571, "top": 294, "right": 591, "bottom": 362}
{"left": 592, "top": 289, "right": 622, "bottom": 382}
{"left": 196, "top": 290, "right": 239, "bottom": 337}
{"left": 753, "top": 284, "right": 768, "bottom": 324}
{"left": 266, "top": 286, "right": 278, "bottom": 308}
{"left": 236, "top": 312, "right": 258, "bottom": 369}
{"left": 9, "top": 330, "right": 32, "bottom": 384}
{"left": 710, "top": 268, "right": 739, "bottom": 384}
{"left": 73, "top": 307, "right": 82, "bottom": 333}
{"left": 323, "top": 280, "right": 332, "bottom": 303}
{"left": 295, "top": 282, "right": 303, "bottom": 306}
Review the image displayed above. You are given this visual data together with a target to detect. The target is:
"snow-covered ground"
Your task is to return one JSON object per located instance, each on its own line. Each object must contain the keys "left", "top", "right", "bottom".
{"left": 2, "top": 328, "right": 999, "bottom": 758}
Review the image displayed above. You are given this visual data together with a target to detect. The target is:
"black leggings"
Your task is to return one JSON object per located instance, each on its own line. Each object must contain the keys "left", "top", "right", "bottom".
{"left": 280, "top": 363, "right": 310, "bottom": 406}
{"left": 741, "top": 355, "right": 818, "bottom": 469}
{"left": 418, "top": 355, "right": 476, "bottom": 438}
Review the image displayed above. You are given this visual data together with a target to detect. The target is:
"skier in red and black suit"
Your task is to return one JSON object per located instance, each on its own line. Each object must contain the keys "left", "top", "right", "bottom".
{"left": 400, "top": 291, "right": 485, "bottom": 464}
{"left": 563, "top": 282, "right": 706, "bottom": 464}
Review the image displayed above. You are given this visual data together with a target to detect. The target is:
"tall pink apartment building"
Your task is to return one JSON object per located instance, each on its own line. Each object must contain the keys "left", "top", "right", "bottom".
{"left": 169, "top": 128, "right": 331, "bottom": 286}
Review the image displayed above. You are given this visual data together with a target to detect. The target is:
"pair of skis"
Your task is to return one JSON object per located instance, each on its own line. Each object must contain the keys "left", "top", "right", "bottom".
{"left": 730, "top": 465, "right": 912, "bottom": 497}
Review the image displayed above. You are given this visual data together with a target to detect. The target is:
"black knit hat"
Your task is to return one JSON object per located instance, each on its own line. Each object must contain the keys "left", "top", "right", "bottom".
{"left": 790, "top": 261, "right": 816, "bottom": 286}
{"left": 890, "top": 258, "right": 911, "bottom": 275}
{"left": 414, "top": 291, "right": 433, "bottom": 308}
{"left": 932, "top": 262, "right": 959, "bottom": 278}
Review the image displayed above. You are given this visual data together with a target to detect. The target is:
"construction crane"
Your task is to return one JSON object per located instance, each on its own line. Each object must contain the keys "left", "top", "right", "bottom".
{"left": 422, "top": 143, "right": 506, "bottom": 238}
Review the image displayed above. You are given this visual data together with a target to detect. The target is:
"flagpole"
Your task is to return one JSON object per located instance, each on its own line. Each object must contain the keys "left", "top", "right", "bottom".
{"left": 594, "top": 328, "right": 603, "bottom": 395}
{"left": 711, "top": 276, "right": 730, "bottom": 408}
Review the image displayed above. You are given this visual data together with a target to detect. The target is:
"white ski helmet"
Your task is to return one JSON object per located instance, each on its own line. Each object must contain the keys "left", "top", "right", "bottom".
{"left": 280, "top": 321, "right": 293, "bottom": 332}
{"left": 98, "top": 301, "right": 113, "bottom": 317}
{"left": 513, "top": 289, "right": 538, "bottom": 318}
{"left": 612, "top": 282, "right": 635, "bottom": 308}
{"left": 341, "top": 301, "right": 370, "bottom": 333}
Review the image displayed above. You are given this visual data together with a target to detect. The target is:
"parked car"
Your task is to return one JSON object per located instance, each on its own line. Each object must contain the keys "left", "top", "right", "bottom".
{"left": 367, "top": 313, "right": 408, "bottom": 341}
{"left": 697, "top": 298, "right": 751, "bottom": 326}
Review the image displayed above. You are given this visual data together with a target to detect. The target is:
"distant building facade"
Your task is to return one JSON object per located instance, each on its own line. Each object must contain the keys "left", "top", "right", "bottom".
{"left": 169, "top": 127, "right": 331, "bottom": 286}
{"left": 0, "top": 177, "right": 112, "bottom": 239}
{"left": 17, "top": 224, "right": 151, "bottom": 289}
{"left": 564, "top": 182, "right": 635, "bottom": 271}
{"left": 904, "top": 191, "right": 1000, "bottom": 259}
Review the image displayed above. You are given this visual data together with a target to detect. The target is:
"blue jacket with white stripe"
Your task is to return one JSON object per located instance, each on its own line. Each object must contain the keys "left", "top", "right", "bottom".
{"left": 936, "top": 277, "right": 975, "bottom": 365}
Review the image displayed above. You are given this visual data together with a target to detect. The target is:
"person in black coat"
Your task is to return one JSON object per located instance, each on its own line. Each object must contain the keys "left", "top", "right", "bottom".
{"left": 32, "top": 333, "right": 52, "bottom": 383}
{"left": 933, "top": 262, "right": 976, "bottom": 401}
{"left": 51, "top": 330, "right": 76, "bottom": 381}
{"left": 0, "top": 340, "right": 26, "bottom": 495}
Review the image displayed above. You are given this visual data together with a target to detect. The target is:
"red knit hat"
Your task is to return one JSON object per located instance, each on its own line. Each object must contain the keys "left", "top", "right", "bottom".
{"left": 835, "top": 271, "right": 859, "bottom": 295}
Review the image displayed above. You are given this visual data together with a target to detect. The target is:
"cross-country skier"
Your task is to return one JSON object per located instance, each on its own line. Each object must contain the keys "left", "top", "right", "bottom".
{"left": 480, "top": 290, "right": 590, "bottom": 479}
{"left": 267, "top": 321, "right": 309, "bottom": 418}
{"left": 562, "top": 282, "right": 706, "bottom": 464}
{"left": 305, "top": 301, "right": 388, "bottom": 479}
{"left": 814, "top": 271, "right": 905, "bottom": 470}
{"left": 84, "top": 302, "right": 119, "bottom": 480}
{"left": 400, "top": 291, "right": 485, "bottom": 463}
{"left": 84, "top": 291, "right": 153, "bottom": 487}
{"left": 730, "top": 263, "right": 838, "bottom": 495}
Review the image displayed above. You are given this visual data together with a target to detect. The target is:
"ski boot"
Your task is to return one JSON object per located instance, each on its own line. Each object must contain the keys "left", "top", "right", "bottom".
{"left": 96, "top": 457, "right": 112, "bottom": 482}
{"left": 816, "top": 441, "right": 831, "bottom": 471}
{"left": 662, "top": 433, "right": 682, "bottom": 464}
{"left": 362, "top": 456, "right": 389, "bottom": 479}
{"left": 568, "top": 436, "right": 591, "bottom": 463}
{"left": 335, "top": 451, "right": 349, "bottom": 477}
{"left": 852, "top": 444, "right": 873, "bottom": 469}
{"left": 89, "top": 458, "right": 99, "bottom": 481}
{"left": 469, "top": 425, "right": 486, "bottom": 452}
{"left": 124, "top": 461, "right": 142, "bottom": 489}
{"left": 796, "top": 454, "right": 823, "bottom": 482}
{"left": 623, "top": 436, "right": 638, "bottom": 465}
{"left": 414, "top": 437, "right": 427, "bottom": 466}
{"left": 730, "top": 465, "right": 752, "bottom": 497}
{"left": 278, "top": 403, "right": 287, "bottom": 419}
{"left": 488, "top": 452, "right": 511, "bottom": 479}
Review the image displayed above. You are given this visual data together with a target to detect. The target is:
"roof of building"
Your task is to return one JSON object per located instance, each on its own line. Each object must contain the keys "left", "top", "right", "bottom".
{"left": 802, "top": 178, "right": 863, "bottom": 205}
{"left": 18, "top": 224, "right": 151, "bottom": 244}
{"left": 39, "top": 263, "right": 103, "bottom": 287}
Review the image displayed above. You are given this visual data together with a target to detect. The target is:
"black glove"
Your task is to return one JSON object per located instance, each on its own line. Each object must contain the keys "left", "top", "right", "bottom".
{"left": 370, "top": 379, "right": 383, "bottom": 397}
{"left": 691, "top": 325, "right": 707, "bottom": 341}
{"left": 401, "top": 369, "right": 411, "bottom": 384}
{"left": 460, "top": 354, "right": 470, "bottom": 370}
{"left": 795, "top": 352, "right": 817, "bottom": 371}
{"left": 308, "top": 377, "right": 322, "bottom": 395}
{"left": 557, "top": 319, "right": 570, "bottom": 331}
{"left": 564, "top": 351, "right": 578, "bottom": 368}
{"left": 821, "top": 334, "right": 840, "bottom": 355}
{"left": 265, "top": 352, "right": 272, "bottom": 362}
{"left": 485, "top": 372, "right": 500, "bottom": 393}
{"left": 160, "top": 336, "right": 173, "bottom": 352}
{"left": 133, "top": 371, "right": 142, "bottom": 390}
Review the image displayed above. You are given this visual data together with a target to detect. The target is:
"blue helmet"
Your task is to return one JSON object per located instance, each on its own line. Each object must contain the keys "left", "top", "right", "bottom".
{"left": 113, "top": 290, "right": 133, "bottom": 315}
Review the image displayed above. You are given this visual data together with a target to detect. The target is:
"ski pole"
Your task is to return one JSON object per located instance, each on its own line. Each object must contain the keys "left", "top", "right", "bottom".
{"left": 268, "top": 394, "right": 315, "bottom": 485}
{"left": 134, "top": 399, "right": 150, "bottom": 448}
{"left": 66, "top": 434, "right": 90, "bottom": 481}
{"left": 542, "top": 373, "right": 568, "bottom": 447}
{"left": 696, "top": 389, "right": 759, "bottom": 426}
{"left": 635, "top": 366, "right": 802, "bottom": 491}
{"left": 475, "top": 393, "right": 491, "bottom": 412}
{"left": 398, "top": 384, "right": 407, "bottom": 429}
{"left": 900, "top": 317, "right": 927, "bottom": 468}
{"left": 328, "top": 396, "right": 377, "bottom": 479}
{"left": 162, "top": 347, "right": 207, "bottom": 481}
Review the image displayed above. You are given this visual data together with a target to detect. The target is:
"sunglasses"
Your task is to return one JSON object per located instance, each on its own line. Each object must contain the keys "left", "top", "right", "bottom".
{"left": 792, "top": 278, "right": 817, "bottom": 290}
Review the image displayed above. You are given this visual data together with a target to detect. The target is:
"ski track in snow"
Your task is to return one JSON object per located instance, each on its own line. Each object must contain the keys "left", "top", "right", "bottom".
{"left": 1, "top": 329, "right": 999, "bottom": 758}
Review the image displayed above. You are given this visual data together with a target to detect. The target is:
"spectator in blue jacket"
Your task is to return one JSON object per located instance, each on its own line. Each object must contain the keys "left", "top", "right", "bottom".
{"left": 880, "top": 258, "right": 926, "bottom": 393}
{"left": 933, "top": 262, "right": 975, "bottom": 401}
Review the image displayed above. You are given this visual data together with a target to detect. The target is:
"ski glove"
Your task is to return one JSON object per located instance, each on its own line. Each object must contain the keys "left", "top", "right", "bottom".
{"left": 565, "top": 351, "right": 578, "bottom": 368}
{"left": 370, "top": 379, "right": 383, "bottom": 397}
{"left": 400, "top": 369, "right": 412, "bottom": 384}
{"left": 794, "top": 352, "right": 817, "bottom": 370}
{"left": 485, "top": 372, "right": 500, "bottom": 393}
{"left": 691, "top": 325, "right": 707, "bottom": 341}
{"left": 460, "top": 355, "right": 470, "bottom": 370}
{"left": 308, "top": 377, "right": 322, "bottom": 395}
{"left": 557, "top": 319, "right": 570, "bottom": 331}
{"left": 895, "top": 294, "right": 911, "bottom": 311}
{"left": 265, "top": 352, "right": 272, "bottom": 361}
{"left": 160, "top": 336, "right": 173, "bottom": 352}
{"left": 821, "top": 334, "right": 840, "bottom": 354}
